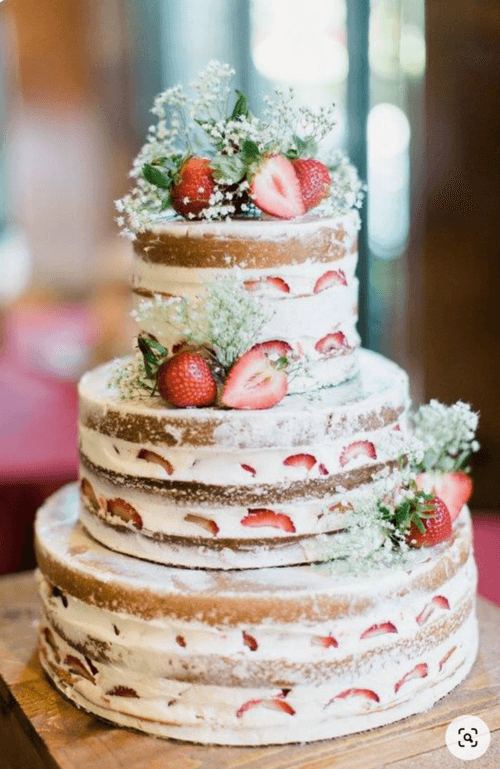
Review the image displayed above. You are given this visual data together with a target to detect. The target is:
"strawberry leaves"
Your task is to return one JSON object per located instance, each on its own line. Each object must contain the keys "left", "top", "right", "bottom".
{"left": 137, "top": 335, "right": 168, "bottom": 382}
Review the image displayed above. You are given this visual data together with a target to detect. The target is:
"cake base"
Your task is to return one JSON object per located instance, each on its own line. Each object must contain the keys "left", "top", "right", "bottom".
{"left": 35, "top": 485, "right": 478, "bottom": 746}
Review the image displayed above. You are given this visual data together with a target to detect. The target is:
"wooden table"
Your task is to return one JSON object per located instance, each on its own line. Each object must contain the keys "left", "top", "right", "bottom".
{"left": 1, "top": 572, "right": 499, "bottom": 769}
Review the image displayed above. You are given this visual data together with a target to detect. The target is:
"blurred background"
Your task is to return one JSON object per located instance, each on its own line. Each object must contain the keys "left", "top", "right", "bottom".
{"left": 0, "top": 0, "right": 498, "bottom": 589}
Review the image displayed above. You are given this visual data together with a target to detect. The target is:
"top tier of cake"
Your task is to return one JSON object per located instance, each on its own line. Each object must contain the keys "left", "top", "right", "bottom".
{"left": 131, "top": 211, "right": 360, "bottom": 393}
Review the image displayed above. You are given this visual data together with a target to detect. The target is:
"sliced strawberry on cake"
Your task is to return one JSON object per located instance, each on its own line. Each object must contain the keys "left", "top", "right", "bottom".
{"left": 250, "top": 155, "right": 305, "bottom": 219}
{"left": 313, "top": 270, "right": 348, "bottom": 293}
{"left": 416, "top": 471, "right": 473, "bottom": 522}
{"left": 221, "top": 347, "right": 288, "bottom": 409}
{"left": 241, "top": 508, "right": 296, "bottom": 533}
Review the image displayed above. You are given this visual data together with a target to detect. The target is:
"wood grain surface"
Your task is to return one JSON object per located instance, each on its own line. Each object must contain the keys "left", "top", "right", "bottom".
{"left": 0, "top": 571, "right": 499, "bottom": 769}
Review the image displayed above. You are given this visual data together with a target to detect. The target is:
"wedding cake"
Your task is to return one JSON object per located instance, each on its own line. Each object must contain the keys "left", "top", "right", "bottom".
{"left": 35, "top": 62, "right": 479, "bottom": 745}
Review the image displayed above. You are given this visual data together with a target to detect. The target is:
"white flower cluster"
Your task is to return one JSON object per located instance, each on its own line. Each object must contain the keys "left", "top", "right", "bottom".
{"left": 107, "top": 353, "right": 152, "bottom": 400}
{"left": 115, "top": 61, "right": 364, "bottom": 236}
{"left": 132, "top": 274, "right": 271, "bottom": 370}
{"left": 413, "top": 400, "right": 480, "bottom": 473}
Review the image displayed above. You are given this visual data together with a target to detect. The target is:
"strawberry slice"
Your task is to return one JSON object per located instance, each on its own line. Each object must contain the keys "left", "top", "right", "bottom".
{"left": 184, "top": 513, "right": 219, "bottom": 536}
{"left": 175, "top": 635, "right": 186, "bottom": 647}
{"left": 318, "top": 463, "right": 329, "bottom": 476}
{"left": 315, "top": 331, "right": 350, "bottom": 355}
{"left": 241, "top": 508, "right": 296, "bottom": 533}
{"left": 236, "top": 698, "right": 295, "bottom": 718}
{"left": 394, "top": 663, "right": 428, "bottom": 693}
{"left": 439, "top": 646, "right": 457, "bottom": 671}
{"left": 283, "top": 453, "right": 316, "bottom": 470}
{"left": 339, "top": 441, "right": 377, "bottom": 468}
{"left": 221, "top": 348, "right": 288, "bottom": 410}
{"left": 241, "top": 463, "right": 256, "bottom": 476}
{"left": 244, "top": 276, "right": 290, "bottom": 293}
{"left": 360, "top": 622, "right": 398, "bottom": 639}
{"left": 43, "top": 627, "right": 61, "bottom": 662}
{"left": 243, "top": 631, "right": 258, "bottom": 651}
{"left": 416, "top": 471, "right": 473, "bottom": 522}
{"left": 107, "top": 685, "right": 139, "bottom": 697}
{"left": 250, "top": 155, "right": 305, "bottom": 219}
{"left": 327, "top": 688, "right": 380, "bottom": 705}
{"left": 416, "top": 595, "right": 450, "bottom": 626}
{"left": 137, "top": 448, "right": 174, "bottom": 475}
{"left": 291, "top": 158, "right": 331, "bottom": 211}
{"left": 107, "top": 498, "right": 143, "bottom": 530}
{"left": 313, "top": 270, "right": 348, "bottom": 293}
{"left": 250, "top": 340, "right": 292, "bottom": 358}
{"left": 65, "top": 655, "right": 95, "bottom": 683}
{"left": 406, "top": 496, "right": 452, "bottom": 548}
{"left": 311, "top": 635, "right": 338, "bottom": 648}
{"left": 80, "top": 478, "right": 99, "bottom": 511}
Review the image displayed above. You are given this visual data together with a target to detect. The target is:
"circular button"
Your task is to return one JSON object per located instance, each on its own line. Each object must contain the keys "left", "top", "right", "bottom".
{"left": 446, "top": 715, "right": 491, "bottom": 760}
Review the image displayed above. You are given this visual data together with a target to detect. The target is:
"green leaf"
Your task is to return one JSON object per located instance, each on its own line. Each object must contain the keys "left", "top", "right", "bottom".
{"left": 137, "top": 336, "right": 168, "bottom": 380}
{"left": 240, "top": 139, "right": 261, "bottom": 162}
{"left": 231, "top": 90, "right": 249, "bottom": 120}
{"left": 211, "top": 154, "right": 246, "bottom": 183}
{"left": 143, "top": 164, "right": 171, "bottom": 189}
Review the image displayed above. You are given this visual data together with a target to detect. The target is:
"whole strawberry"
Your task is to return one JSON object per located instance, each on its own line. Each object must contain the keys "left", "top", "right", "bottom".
{"left": 170, "top": 157, "right": 215, "bottom": 218}
{"left": 416, "top": 471, "right": 473, "bottom": 522}
{"left": 158, "top": 351, "right": 217, "bottom": 408}
{"left": 406, "top": 496, "right": 453, "bottom": 548}
{"left": 291, "top": 159, "right": 331, "bottom": 211}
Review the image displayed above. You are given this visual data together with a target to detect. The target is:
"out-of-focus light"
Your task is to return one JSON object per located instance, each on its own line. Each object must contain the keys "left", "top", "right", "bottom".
{"left": 253, "top": 33, "right": 348, "bottom": 85}
{"left": 368, "top": 103, "right": 410, "bottom": 260}
{"left": 369, "top": 6, "right": 401, "bottom": 80}
{"left": 400, "top": 24, "right": 426, "bottom": 78}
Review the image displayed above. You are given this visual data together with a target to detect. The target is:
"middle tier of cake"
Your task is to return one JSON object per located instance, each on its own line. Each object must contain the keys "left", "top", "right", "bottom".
{"left": 78, "top": 349, "right": 410, "bottom": 569}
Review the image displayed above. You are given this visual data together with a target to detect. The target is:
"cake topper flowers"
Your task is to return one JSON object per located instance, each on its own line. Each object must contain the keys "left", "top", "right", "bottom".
{"left": 115, "top": 60, "right": 364, "bottom": 236}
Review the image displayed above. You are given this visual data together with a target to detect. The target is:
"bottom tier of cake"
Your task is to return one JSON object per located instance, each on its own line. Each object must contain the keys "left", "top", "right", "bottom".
{"left": 35, "top": 485, "right": 478, "bottom": 746}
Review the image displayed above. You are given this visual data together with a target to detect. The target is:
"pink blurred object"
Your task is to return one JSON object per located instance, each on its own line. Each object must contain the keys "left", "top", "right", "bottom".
{"left": 473, "top": 512, "right": 500, "bottom": 607}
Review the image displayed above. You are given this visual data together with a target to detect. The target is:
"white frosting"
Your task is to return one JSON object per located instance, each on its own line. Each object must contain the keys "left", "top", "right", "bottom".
{"left": 36, "top": 486, "right": 478, "bottom": 745}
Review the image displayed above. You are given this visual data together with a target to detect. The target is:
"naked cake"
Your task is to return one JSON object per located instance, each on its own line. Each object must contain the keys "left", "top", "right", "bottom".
{"left": 35, "top": 62, "right": 480, "bottom": 745}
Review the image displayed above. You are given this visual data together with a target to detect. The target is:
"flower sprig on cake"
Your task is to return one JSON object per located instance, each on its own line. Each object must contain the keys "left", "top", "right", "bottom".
{"left": 115, "top": 61, "right": 363, "bottom": 236}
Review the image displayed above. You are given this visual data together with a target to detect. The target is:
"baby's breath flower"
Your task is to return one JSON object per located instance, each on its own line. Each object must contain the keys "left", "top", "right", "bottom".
{"left": 413, "top": 400, "right": 480, "bottom": 472}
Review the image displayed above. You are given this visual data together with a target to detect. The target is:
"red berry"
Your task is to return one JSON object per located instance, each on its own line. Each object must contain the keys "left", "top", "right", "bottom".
{"left": 313, "top": 270, "right": 348, "bottom": 293}
{"left": 250, "top": 155, "right": 305, "bottom": 219}
{"left": 241, "top": 508, "right": 296, "bottom": 533}
{"left": 291, "top": 158, "right": 331, "bottom": 211}
{"left": 283, "top": 453, "right": 316, "bottom": 470}
{"left": 339, "top": 440, "right": 377, "bottom": 467}
{"left": 170, "top": 157, "right": 215, "bottom": 219}
{"left": 416, "top": 471, "right": 472, "bottom": 522}
{"left": 406, "top": 496, "right": 453, "bottom": 548}
{"left": 221, "top": 348, "right": 287, "bottom": 410}
{"left": 315, "top": 331, "right": 350, "bottom": 355}
{"left": 158, "top": 351, "right": 217, "bottom": 408}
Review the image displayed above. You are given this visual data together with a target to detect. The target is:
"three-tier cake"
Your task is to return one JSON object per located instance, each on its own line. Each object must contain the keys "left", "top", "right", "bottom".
{"left": 35, "top": 62, "right": 479, "bottom": 745}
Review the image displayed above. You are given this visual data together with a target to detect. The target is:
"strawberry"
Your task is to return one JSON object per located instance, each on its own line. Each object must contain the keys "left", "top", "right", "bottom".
{"left": 80, "top": 478, "right": 99, "bottom": 511}
{"left": 283, "top": 453, "right": 316, "bottom": 470}
{"left": 241, "top": 508, "right": 296, "bottom": 533}
{"left": 158, "top": 351, "right": 217, "bottom": 408}
{"left": 169, "top": 157, "right": 215, "bottom": 218}
{"left": 315, "top": 331, "right": 350, "bottom": 355}
{"left": 416, "top": 471, "right": 473, "bottom": 522}
{"left": 432, "top": 595, "right": 450, "bottom": 609}
{"left": 236, "top": 698, "right": 295, "bottom": 718}
{"left": 360, "top": 622, "right": 398, "bottom": 639}
{"left": 339, "top": 440, "right": 377, "bottom": 467}
{"left": 439, "top": 646, "right": 457, "bottom": 671}
{"left": 137, "top": 448, "right": 174, "bottom": 475}
{"left": 107, "top": 685, "right": 139, "bottom": 697}
{"left": 175, "top": 635, "right": 186, "bottom": 647}
{"left": 242, "top": 631, "right": 258, "bottom": 651}
{"left": 250, "top": 155, "right": 305, "bottom": 219}
{"left": 244, "top": 276, "right": 290, "bottom": 293}
{"left": 311, "top": 635, "right": 338, "bottom": 648}
{"left": 241, "top": 463, "right": 256, "bottom": 476}
{"left": 416, "top": 595, "right": 450, "bottom": 626}
{"left": 328, "top": 689, "right": 380, "bottom": 705}
{"left": 65, "top": 655, "right": 95, "bottom": 682}
{"left": 394, "top": 663, "right": 428, "bottom": 693}
{"left": 405, "top": 496, "right": 452, "bottom": 548}
{"left": 313, "top": 270, "right": 348, "bottom": 293}
{"left": 252, "top": 340, "right": 292, "bottom": 356}
{"left": 107, "top": 498, "right": 143, "bottom": 530}
{"left": 221, "top": 348, "right": 287, "bottom": 410}
{"left": 291, "top": 158, "right": 331, "bottom": 211}
{"left": 184, "top": 513, "right": 219, "bottom": 536}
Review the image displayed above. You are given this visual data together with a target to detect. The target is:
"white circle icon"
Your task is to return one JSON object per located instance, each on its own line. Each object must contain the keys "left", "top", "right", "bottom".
{"left": 446, "top": 715, "right": 491, "bottom": 760}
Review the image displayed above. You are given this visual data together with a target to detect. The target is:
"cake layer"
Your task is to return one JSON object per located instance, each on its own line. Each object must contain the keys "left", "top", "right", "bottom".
{"left": 132, "top": 213, "right": 360, "bottom": 392}
{"left": 36, "top": 485, "right": 478, "bottom": 745}
{"left": 78, "top": 349, "right": 409, "bottom": 568}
